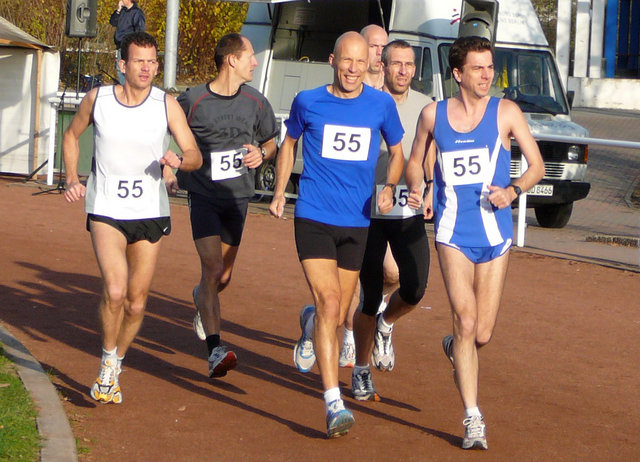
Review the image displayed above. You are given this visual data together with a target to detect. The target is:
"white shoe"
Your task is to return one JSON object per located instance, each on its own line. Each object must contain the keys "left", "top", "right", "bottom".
{"left": 90, "top": 356, "right": 122, "bottom": 404}
{"left": 339, "top": 338, "right": 355, "bottom": 368}
{"left": 293, "top": 305, "right": 316, "bottom": 372}
{"left": 462, "top": 415, "right": 488, "bottom": 450}
{"left": 371, "top": 314, "right": 395, "bottom": 372}
{"left": 208, "top": 345, "right": 237, "bottom": 378}
{"left": 376, "top": 293, "right": 388, "bottom": 315}
{"left": 192, "top": 286, "right": 206, "bottom": 341}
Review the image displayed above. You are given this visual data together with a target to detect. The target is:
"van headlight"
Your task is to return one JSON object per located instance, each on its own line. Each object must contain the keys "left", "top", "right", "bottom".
{"left": 567, "top": 145, "right": 580, "bottom": 161}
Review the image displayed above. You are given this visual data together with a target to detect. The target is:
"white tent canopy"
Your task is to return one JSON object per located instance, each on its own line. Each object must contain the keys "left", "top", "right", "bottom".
{"left": 0, "top": 17, "right": 60, "bottom": 176}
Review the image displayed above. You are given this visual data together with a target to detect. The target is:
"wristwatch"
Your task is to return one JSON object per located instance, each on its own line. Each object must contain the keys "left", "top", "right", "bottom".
{"left": 509, "top": 184, "right": 522, "bottom": 197}
{"left": 260, "top": 147, "right": 267, "bottom": 159}
{"left": 384, "top": 183, "right": 397, "bottom": 194}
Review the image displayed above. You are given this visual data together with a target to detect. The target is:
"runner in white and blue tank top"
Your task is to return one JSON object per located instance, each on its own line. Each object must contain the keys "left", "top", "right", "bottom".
{"left": 405, "top": 36, "right": 545, "bottom": 451}
{"left": 432, "top": 96, "right": 513, "bottom": 257}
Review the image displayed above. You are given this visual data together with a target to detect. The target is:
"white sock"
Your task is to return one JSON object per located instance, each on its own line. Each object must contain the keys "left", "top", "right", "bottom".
{"left": 342, "top": 327, "right": 354, "bottom": 344}
{"left": 465, "top": 406, "right": 482, "bottom": 418}
{"left": 378, "top": 315, "right": 393, "bottom": 334}
{"left": 303, "top": 311, "right": 315, "bottom": 339}
{"left": 102, "top": 347, "right": 117, "bottom": 360}
{"left": 324, "top": 387, "right": 342, "bottom": 409}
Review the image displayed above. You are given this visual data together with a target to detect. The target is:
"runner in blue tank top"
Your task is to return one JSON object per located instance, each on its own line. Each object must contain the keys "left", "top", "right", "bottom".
{"left": 269, "top": 31, "right": 404, "bottom": 439}
{"left": 405, "top": 36, "right": 544, "bottom": 450}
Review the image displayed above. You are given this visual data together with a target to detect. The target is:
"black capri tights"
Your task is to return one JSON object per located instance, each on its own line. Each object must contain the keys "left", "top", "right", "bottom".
{"left": 359, "top": 215, "right": 430, "bottom": 316}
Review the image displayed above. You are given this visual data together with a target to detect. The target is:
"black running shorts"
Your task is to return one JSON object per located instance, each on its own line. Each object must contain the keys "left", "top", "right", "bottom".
{"left": 188, "top": 192, "right": 249, "bottom": 246}
{"left": 87, "top": 214, "right": 171, "bottom": 244}
{"left": 294, "top": 217, "right": 369, "bottom": 271}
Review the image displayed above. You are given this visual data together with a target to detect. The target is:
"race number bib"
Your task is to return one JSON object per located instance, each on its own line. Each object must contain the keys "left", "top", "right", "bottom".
{"left": 210, "top": 148, "right": 248, "bottom": 181}
{"left": 321, "top": 125, "right": 371, "bottom": 161}
{"left": 375, "top": 184, "right": 418, "bottom": 218}
{"left": 441, "top": 147, "right": 490, "bottom": 186}
{"left": 105, "top": 175, "right": 155, "bottom": 215}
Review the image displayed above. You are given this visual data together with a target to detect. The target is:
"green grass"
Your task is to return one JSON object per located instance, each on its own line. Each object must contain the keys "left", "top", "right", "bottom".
{"left": 0, "top": 344, "right": 41, "bottom": 461}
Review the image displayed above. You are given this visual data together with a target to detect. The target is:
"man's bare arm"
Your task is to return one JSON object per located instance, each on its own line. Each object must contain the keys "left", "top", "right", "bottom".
{"left": 164, "top": 95, "right": 202, "bottom": 171}
{"left": 62, "top": 88, "right": 97, "bottom": 202}
{"left": 269, "top": 134, "right": 297, "bottom": 218}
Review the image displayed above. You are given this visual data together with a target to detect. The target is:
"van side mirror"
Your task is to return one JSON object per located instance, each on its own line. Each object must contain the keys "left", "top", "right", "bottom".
{"left": 458, "top": 0, "right": 499, "bottom": 46}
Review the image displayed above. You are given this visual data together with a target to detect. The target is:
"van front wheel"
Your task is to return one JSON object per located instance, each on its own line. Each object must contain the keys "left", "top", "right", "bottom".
{"left": 534, "top": 202, "right": 573, "bottom": 228}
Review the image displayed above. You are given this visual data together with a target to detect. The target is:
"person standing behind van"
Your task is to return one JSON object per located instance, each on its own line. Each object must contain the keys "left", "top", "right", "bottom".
{"left": 406, "top": 36, "right": 544, "bottom": 450}
{"left": 269, "top": 31, "right": 404, "bottom": 438}
{"left": 167, "top": 33, "right": 278, "bottom": 379}
{"left": 110, "top": 0, "right": 146, "bottom": 84}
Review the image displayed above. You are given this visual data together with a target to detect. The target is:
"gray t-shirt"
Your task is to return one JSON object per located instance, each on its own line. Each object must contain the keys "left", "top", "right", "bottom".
{"left": 371, "top": 88, "right": 431, "bottom": 218}
{"left": 176, "top": 83, "right": 278, "bottom": 199}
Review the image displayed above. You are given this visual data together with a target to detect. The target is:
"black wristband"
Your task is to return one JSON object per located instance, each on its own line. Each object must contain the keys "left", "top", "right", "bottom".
{"left": 384, "top": 183, "right": 397, "bottom": 194}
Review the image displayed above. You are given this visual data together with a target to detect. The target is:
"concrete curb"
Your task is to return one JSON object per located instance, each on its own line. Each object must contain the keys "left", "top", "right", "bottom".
{"left": 0, "top": 324, "right": 77, "bottom": 462}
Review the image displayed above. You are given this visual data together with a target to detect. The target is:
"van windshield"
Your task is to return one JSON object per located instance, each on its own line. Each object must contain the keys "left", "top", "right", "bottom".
{"left": 438, "top": 44, "right": 569, "bottom": 115}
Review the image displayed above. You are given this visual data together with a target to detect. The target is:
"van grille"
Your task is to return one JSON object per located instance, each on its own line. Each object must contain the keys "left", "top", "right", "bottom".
{"left": 510, "top": 160, "right": 565, "bottom": 179}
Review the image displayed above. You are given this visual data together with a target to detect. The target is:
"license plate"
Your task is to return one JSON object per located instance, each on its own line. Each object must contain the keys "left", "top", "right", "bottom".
{"left": 527, "top": 184, "right": 554, "bottom": 196}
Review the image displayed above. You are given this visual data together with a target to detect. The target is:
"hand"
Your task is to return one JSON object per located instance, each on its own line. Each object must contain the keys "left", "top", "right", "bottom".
{"left": 242, "top": 144, "right": 264, "bottom": 169}
{"left": 488, "top": 185, "right": 517, "bottom": 209}
{"left": 163, "top": 169, "right": 179, "bottom": 196}
{"left": 407, "top": 187, "right": 423, "bottom": 210}
{"left": 64, "top": 181, "right": 86, "bottom": 203}
{"left": 423, "top": 188, "right": 434, "bottom": 220}
{"left": 269, "top": 194, "right": 286, "bottom": 218}
{"left": 160, "top": 149, "right": 182, "bottom": 169}
{"left": 117, "top": 1, "right": 124, "bottom": 11}
{"left": 377, "top": 186, "right": 394, "bottom": 215}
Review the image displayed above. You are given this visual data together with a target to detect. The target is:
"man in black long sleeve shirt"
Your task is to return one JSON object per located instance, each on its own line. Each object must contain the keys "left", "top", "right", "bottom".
{"left": 110, "top": 0, "right": 146, "bottom": 84}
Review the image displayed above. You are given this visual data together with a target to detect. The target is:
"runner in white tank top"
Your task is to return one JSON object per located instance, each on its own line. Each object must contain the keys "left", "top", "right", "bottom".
{"left": 62, "top": 32, "right": 201, "bottom": 406}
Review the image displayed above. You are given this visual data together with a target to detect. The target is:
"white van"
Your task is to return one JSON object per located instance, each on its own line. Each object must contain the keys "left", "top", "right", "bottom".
{"left": 242, "top": 0, "right": 590, "bottom": 228}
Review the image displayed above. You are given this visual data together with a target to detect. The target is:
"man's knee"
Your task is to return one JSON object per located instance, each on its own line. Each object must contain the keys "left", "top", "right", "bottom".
{"left": 398, "top": 283, "right": 426, "bottom": 306}
{"left": 454, "top": 314, "right": 478, "bottom": 338}
{"left": 475, "top": 328, "right": 493, "bottom": 346}
{"left": 124, "top": 291, "right": 148, "bottom": 317}
{"left": 202, "top": 258, "right": 225, "bottom": 285}
{"left": 315, "top": 291, "right": 341, "bottom": 319}
{"left": 103, "top": 283, "right": 127, "bottom": 308}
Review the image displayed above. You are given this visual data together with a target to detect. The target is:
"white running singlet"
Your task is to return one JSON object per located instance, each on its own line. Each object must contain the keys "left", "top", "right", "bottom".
{"left": 85, "top": 85, "right": 170, "bottom": 220}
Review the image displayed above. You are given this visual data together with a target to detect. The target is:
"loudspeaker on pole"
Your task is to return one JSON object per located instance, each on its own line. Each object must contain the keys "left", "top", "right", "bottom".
{"left": 458, "top": 0, "right": 499, "bottom": 46}
{"left": 65, "top": 0, "right": 98, "bottom": 38}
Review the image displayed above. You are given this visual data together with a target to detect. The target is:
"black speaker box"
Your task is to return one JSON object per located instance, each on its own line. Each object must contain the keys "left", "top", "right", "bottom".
{"left": 65, "top": 0, "right": 98, "bottom": 38}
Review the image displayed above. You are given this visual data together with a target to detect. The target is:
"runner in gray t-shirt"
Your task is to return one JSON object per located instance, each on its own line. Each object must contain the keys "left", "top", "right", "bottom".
{"left": 351, "top": 40, "right": 432, "bottom": 402}
{"left": 166, "top": 33, "right": 278, "bottom": 379}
